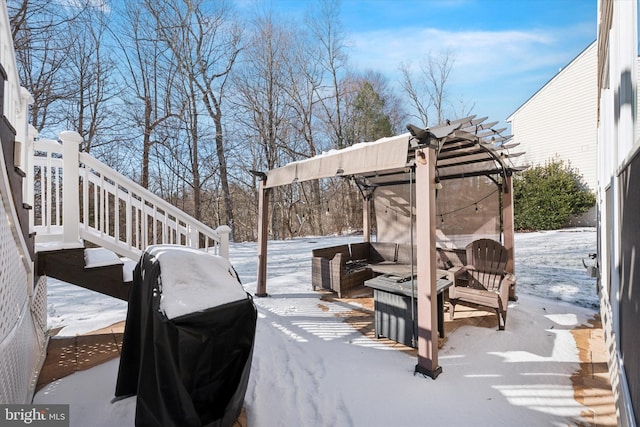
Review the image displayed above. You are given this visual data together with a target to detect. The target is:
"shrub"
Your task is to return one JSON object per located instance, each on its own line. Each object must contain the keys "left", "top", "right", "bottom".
{"left": 513, "top": 160, "right": 596, "bottom": 230}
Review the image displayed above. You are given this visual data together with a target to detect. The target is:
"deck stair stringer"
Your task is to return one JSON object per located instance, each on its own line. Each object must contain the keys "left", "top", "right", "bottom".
{"left": 36, "top": 247, "right": 136, "bottom": 301}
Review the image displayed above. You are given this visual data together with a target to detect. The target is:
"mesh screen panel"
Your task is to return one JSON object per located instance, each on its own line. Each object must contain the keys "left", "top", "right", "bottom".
{"left": 436, "top": 176, "right": 501, "bottom": 249}
{"left": 373, "top": 177, "right": 502, "bottom": 249}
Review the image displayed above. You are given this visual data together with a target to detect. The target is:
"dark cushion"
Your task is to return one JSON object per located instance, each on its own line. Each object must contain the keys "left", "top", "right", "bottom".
{"left": 396, "top": 244, "right": 416, "bottom": 265}
{"left": 436, "top": 247, "right": 466, "bottom": 269}
{"left": 312, "top": 245, "right": 350, "bottom": 260}
{"left": 369, "top": 242, "right": 397, "bottom": 263}
{"left": 350, "top": 242, "right": 370, "bottom": 261}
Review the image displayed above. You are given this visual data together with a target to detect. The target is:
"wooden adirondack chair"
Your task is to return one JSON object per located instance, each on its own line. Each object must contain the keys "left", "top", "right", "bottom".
{"left": 448, "top": 239, "right": 515, "bottom": 330}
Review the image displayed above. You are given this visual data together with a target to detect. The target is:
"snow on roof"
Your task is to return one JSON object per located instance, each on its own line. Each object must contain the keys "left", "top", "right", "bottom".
{"left": 146, "top": 245, "right": 247, "bottom": 320}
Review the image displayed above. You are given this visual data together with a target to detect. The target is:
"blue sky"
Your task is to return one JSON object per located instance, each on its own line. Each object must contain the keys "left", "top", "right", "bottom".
{"left": 242, "top": 0, "right": 597, "bottom": 128}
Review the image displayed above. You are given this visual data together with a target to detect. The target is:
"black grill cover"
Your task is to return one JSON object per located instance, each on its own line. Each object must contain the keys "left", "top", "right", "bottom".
{"left": 114, "top": 249, "right": 257, "bottom": 427}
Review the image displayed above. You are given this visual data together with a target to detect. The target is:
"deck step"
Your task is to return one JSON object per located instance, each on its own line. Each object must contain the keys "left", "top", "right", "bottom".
{"left": 84, "top": 247, "right": 124, "bottom": 269}
{"left": 84, "top": 247, "right": 137, "bottom": 283}
{"left": 84, "top": 248, "right": 137, "bottom": 284}
{"left": 36, "top": 247, "right": 132, "bottom": 301}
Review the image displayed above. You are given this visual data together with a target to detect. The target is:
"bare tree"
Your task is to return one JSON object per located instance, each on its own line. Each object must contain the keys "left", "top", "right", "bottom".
{"left": 452, "top": 95, "right": 477, "bottom": 121}
{"left": 64, "top": 6, "right": 119, "bottom": 153}
{"left": 284, "top": 39, "right": 328, "bottom": 235}
{"left": 232, "top": 12, "right": 294, "bottom": 172}
{"left": 231, "top": 12, "right": 303, "bottom": 239}
{"left": 8, "top": 0, "right": 80, "bottom": 133}
{"left": 271, "top": 0, "right": 353, "bottom": 235}
{"left": 399, "top": 49, "right": 458, "bottom": 126}
{"left": 116, "top": 1, "right": 182, "bottom": 188}
{"left": 399, "top": 62, "right": 430, "bottom": 126}
{"left": 145, "top": 0, "right": 242, "bottom": 233}
{"left": 427, "top": 49, "right": 455, "bottom": 124}
{"left": 306, "top": 0, "right": 348, "bottom": 149}
{"left": 143, "top": 68, "right": 220, "bottom": 224}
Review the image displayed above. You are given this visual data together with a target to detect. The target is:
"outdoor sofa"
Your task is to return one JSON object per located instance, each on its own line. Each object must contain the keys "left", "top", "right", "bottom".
{"left": 311, "top": 242, "right": 467, "bottom": 298}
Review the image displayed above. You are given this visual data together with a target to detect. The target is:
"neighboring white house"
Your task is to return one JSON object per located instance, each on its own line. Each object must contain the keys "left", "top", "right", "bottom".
{"left": 508, "top": 39, "right": 640, "bottom": 215}
{"left": 507, "top": 42, "right": 598, "bottom": 191}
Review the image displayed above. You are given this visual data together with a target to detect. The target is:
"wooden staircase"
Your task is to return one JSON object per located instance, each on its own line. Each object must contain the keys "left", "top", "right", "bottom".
{"left": 27, "top": 132, "right": 231, "bottom": 301}
{"left": 36, "top": 247, "right": 133, "bottom": 301}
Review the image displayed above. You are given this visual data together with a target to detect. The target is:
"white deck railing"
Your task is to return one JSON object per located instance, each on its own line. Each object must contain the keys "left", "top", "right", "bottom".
{"left": 32, "top": 131, "right": 230, "bottom": 261}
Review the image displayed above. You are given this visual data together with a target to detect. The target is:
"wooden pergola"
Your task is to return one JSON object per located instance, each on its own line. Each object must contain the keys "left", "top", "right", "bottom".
{"left": 254, "top": 115, "right": 524, "bottom": 379}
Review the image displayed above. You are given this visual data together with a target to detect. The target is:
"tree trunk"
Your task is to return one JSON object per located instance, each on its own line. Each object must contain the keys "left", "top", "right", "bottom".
{"left": 214, "top": 114, "right": 234, "bottom": 236}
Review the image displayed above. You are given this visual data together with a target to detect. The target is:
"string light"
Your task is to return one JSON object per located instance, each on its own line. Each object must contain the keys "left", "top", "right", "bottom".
{"left": 437, "top": 189, "right": 498, "bottom": 218}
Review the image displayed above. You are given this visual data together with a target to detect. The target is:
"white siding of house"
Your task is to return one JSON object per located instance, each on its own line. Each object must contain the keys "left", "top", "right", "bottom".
{"left": 637, "top": 57, "right": 640, "bottom": 146}
{"left": 508, "top": 42, "right": 598, "bottom": 192}
{"left": 597, "top": 0, "right": 639, "bottom": 425}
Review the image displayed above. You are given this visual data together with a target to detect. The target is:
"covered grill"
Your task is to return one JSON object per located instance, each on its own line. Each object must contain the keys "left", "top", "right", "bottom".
{"left": 115, "top": 245, "right": 257, "bottom": 427}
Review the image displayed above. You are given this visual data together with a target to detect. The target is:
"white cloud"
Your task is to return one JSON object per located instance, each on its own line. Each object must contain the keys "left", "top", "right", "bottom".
{"left": 346, "top": 23, "right": 593, "bottom": 122}
{"left": 349, "top": 25, "right": 583, "bottom": 82}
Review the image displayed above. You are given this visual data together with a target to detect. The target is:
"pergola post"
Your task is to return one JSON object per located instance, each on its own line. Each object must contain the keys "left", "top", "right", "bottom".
{"left": 502, "top": 174, "right": 516, "bottom": 300}
{"left": 256, "top": 180, "right": 270, "bottom": 297}
{"left": 415, "top": 148, "right": 441, "bottom": 379}
{"left": 363, "top": 195, "right": 371, "bottom": 242}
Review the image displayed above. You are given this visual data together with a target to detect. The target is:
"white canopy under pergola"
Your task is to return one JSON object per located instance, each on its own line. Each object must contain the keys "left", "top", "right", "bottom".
{"left": 254, "top": 115, "right": 524, "bottom": 378}
{"left": 263, "top": 116, "right": 522, "bottom": 189}
{"left": 263, "top": 133, "right": 410, "bottom": 188}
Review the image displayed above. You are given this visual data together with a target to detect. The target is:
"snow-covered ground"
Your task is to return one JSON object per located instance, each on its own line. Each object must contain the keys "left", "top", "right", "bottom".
{"left": 232, "top": 227, "right": 599, "bottom": 309}
{"left": 514, "top": 228, "right": 598, "bottom": 308}
{"left": 36, "top": 228, "right": 599, "bottom": 426}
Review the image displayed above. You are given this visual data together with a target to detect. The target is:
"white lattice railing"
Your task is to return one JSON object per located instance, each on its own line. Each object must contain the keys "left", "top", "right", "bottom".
{"left": 0, "top": 2, "right": 46, "bottom": 405}
{"left": 0, "top": 147, "right": 43, "bottom": 404}
{"left": 31, "top": 131, "right": 230, "bottom": 261}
